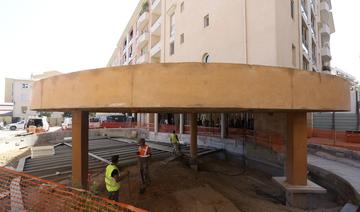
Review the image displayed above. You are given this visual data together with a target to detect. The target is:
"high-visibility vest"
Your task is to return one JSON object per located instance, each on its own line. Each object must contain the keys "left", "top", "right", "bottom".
{"left": 138, "top": 145, "right": 150, "bottom": 158}
{"left": 105, "top": 164, "right": 120, "bottom": 192}
{"left": 170, "top": 133, "right": 178, "bottom": 144}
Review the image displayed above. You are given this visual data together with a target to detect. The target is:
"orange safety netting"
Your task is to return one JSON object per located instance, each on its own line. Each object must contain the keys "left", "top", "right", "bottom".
{"left": 308, "top": 128, "right": 360, "bottom": 151}
{"left": 0, "top": 167, "right": 147, "bottom": 212}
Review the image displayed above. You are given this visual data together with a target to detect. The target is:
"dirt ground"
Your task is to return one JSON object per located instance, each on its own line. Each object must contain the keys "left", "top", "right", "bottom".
{"left": 88, "top": 155, "right": 341, "bottom": 212}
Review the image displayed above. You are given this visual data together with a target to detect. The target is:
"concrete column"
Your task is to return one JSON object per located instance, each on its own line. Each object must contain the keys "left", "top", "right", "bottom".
{"left": 179, "top": 113, "right": 184, "bottom": 135}
{"left": 190, "top": 113, "right": 198, "bottom": 160}
{"left": 221, "top": 113, "right": 226, "bottom": 139}
{"left": 286, "top": 112, "right": 308, "bottom": 185}
{"left": 71, "top": 111, "right": 89, "bottom": 189}
{"left": 146, "top": 113, "right": 150, "bottom": 130}
{"left": 154, "top": 113, "right": 159, "bottom": 133}
{"left": 137, "top": 113, "right": 141, "bottom": 127}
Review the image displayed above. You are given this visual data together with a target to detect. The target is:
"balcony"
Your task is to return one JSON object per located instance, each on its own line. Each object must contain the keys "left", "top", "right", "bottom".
{"left": 151, "top": 42, "right": 161, "bottom": 58}
{"left": 302, "top": 38, "right": 309, "bottom": 55}
{"left": 137, "top": 32, "right": 149, "bottom": 48}
{"left": 151, "top": 0, "right": 161, "bottom": 15}
{"left": 150, "top": 17, "right": 161, "bottom": 36}
{"left": 320, "top": 1, "right": 330, "bottom": 23}
{"left": 137, "top": 12, "right": 149, "bottom": 30}
{"left": 137, "top": 53, "right": 148, "bottom": 64}
{"left": 321, "top": 46, "right": 331, "bottom": 62}
{"left": 301, "top": 0, "right": 308, "bottom": 20}
{"left": 310, "top": 0, "right": 316, "bottom": 13}
{"left": 320, "top": 23, "right": 330, "bottom": 42}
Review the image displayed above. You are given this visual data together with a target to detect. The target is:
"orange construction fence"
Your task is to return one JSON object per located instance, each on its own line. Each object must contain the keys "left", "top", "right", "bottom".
{"left": 0, "top": 167, "right": 147, "bottom": 212}
{"left": 309, "top": 128, "right": 360, "bottom": 144}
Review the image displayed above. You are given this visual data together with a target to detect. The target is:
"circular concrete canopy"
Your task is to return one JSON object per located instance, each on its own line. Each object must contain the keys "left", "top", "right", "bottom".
{"left": 31, "top": 63, "right": 350, "bottom": 113}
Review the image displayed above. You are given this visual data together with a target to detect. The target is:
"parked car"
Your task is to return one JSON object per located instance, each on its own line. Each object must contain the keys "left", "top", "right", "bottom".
{"left": 89, "top": 117, "right": 100, "bottom": 129}
{"left": 6, "top": 120, "right": 26, "bottom": 131}
{"left": 62, "top": 117, "right": 101, "bottom": 130}
{"left": 100, "top": 115, "right": 134, "bottom": 128}
{"left": 62, "top": 117, "right": 72, "bottom": 130}
{"left": 26, "top": 117, "right": 50, "bottom": 133}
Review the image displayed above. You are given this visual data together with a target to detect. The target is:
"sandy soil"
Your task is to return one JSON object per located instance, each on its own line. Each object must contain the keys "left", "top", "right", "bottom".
{"left": 0, "top": 148, "right": 30, "bottom": 167}
{"left": 88, "top": 155, "right": 341, "bottom": 212}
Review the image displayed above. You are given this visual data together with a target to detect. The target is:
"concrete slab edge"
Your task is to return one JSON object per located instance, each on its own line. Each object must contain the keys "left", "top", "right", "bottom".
{"left": 309, "top": 164, "right": 360, "bottom": 204}
{"left": 273, "top": 176, "right": 326, "bottom": 194}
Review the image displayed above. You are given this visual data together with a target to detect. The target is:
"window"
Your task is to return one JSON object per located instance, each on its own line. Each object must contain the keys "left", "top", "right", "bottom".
{"left": 21, "top": 106, "right": 27, "bottom": 114}
{"left": 302, "top": 20, "right": 309, "bottom": 52}
{"left": 202, "top": 53, "right": 210, "bottom": 63}
{"left": 180, "top": 33, "right": 184, "bottom": 44}
{"left": 170, "top": 13, "right": 175, "bottom": 37}
{"left": 129, "top": 29, "right": 134, "bottom": 41}
{"left": 302, "top": 56, "right": 309, "bottom": 70}
{"left": 292, "top": 44, "right": 296, "bottom": 67}
{"left": 311, "top": 12, "right": 316, "bottom": 34}
{"left": 170, "top": 42, "right": 175, "bottom": 55}
{"left": 129, "top": 45, "right": 133, "bottom": 58}
{"left": 22, "top": 83, "right": 30, "bottom": 89}
{"left": 180, "top": 2, "right": 184, "bottom": 12}
{"left": 312, "top": 42, "right": 317, "bottom": 65}
{"left": 204, "top": 14, "right": 209, "bottom": 28}
{"left": 290, "top": 0, "right": 294, "bottom": 19}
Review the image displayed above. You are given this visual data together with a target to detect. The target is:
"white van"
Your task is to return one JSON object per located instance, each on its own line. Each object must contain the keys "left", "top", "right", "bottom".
{"left": 61, "top": 117, "right": 72, "bottom": 130}
{"left": 26, "top": 117, "right": 50, "bottom": 133}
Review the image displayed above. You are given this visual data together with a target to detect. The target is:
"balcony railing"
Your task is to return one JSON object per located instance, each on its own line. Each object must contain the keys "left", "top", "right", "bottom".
{"left": 302, "top": 35, "right": 309, "bottom": 55}
{"left": 137, "top": 32, "right": 149, "bottom": 48}
{"left": 321, "top": 46, "right": 331, "bottom": 62}
{"left": 151, "top": 42, "right": 161, "bottom": 58}
{"left": 301, "top": 0, "right": 308, "bottom": 20}
{"left": 137, "top": 53, "right": 148, "bottom": 64}
{"left": 150, "top": 17, "right": 161, "bottom": 36}
{"left": 151, "top": 0, "right": 161, "bottom": 14}
{"left": 320, "top": 1, "right": 330, "bottom": 23}
{"left": 137, "top": 11, "right": 149, "bottom": 29}
{"left": 312, "top": 48, "right": 317, "bottom": 65}
{"left": 320, "top": 23, "right": 330, "bottom": 42}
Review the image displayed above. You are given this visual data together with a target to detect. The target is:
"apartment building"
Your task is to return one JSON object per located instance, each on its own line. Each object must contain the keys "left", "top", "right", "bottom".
{"left": 4, "top": 71, "right": 62, "bottom": 122}
{"left": 4, "top": 78, "right": 35, "bottom": 121}
{"left": 109, "top": 0, "right": 334, "bottom": 69}
{"left": 107, "top": 0, "right": 335, "bottom": 132}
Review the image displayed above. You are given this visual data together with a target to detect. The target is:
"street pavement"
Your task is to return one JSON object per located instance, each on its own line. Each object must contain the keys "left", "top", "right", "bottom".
{"left": 0, "top": 129, "right": 26, "bottom": 142}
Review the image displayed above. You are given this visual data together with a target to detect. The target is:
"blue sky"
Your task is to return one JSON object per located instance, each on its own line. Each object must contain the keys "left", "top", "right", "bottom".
{"left": 0, "top": 0, "right": 359, "bottom": 101}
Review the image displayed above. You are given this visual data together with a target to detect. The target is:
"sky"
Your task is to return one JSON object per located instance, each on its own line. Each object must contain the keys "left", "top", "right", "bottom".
{"left": 0, "top": 0, "right": 138, "bottom": 101}
{"left": 0, "top": 0, "right": 359, "bottom": 102}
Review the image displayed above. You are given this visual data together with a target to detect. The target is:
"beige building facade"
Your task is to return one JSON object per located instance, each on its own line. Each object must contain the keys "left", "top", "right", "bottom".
{"left": 4, "top": 71, "right": 63, "bottom": 122}
{"left": 4, "top": 78, "right": 35, "bottom": 121}
{"left": 107, "top": 0, "right": 336, "bottom": 132}
{"left": 108, "top": 0, "right": 334, "bottom": 71}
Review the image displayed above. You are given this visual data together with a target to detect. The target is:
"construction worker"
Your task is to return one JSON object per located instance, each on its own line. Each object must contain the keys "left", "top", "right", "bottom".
{"left": 170, "top": 130, "right": 181, "bottom": 155}
{"left": 105, "top": 155, "right": 129, "bottom": 201}
{"left": 137, "top": 138, "right": 151, "bottom": 193}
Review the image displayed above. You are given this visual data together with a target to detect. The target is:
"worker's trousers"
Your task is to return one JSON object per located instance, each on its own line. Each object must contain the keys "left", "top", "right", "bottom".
{"left": 138, "top": 157, "right": 150, "bottom": 189}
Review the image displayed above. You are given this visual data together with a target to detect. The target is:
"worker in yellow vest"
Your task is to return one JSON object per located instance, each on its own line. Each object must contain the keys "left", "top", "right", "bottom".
{"left": 170, "top": 130, "right": 181, "bottom": 155}
{"left": 105, "top": 155, "right": 129, "bottom": 201}
{"left": 137, "top": 138, "right": 151, "bottom": 194}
